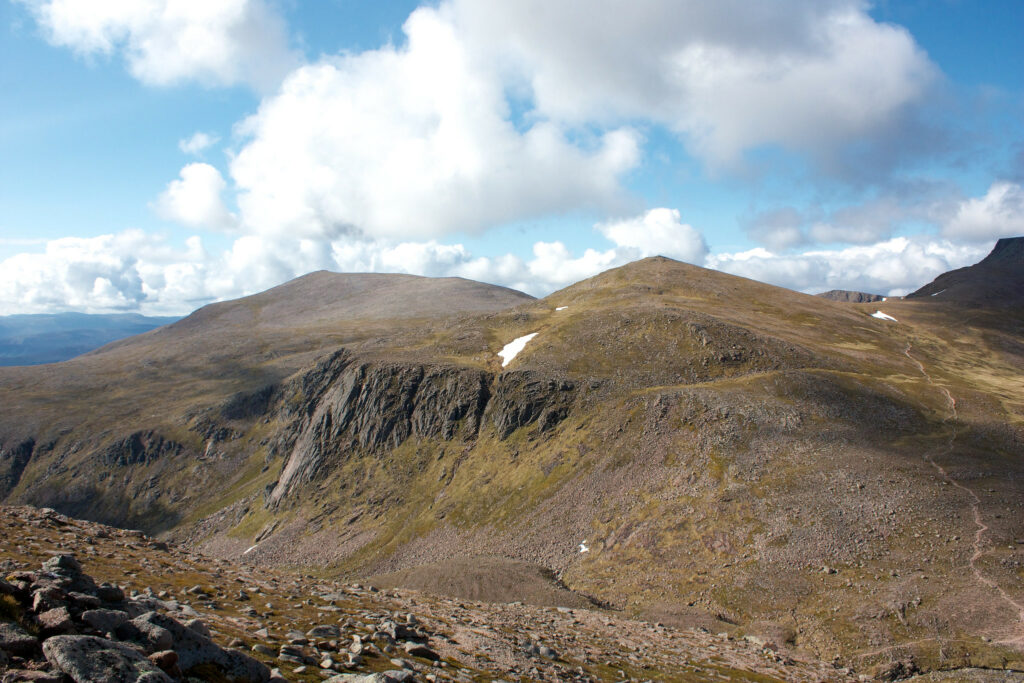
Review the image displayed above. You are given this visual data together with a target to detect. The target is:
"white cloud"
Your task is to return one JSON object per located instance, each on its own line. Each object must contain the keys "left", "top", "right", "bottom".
{"left": 153, "top": 163, "right": 237, "bottom": 231}
{"left": 0, "top": 208, "right": 706, "bottom": 313}
{"left": 19, "top": 0, "right": 298, "bottom": 89}
{"left": 707, "top": 236, "right": 987, "bottom": 296}
{"left": 230, "top": 7, "right": 640, "bottom": 241}
{"left": 598, "top": 208, "right": 708, "bottom": 264}
{"left": 178, "top": 131, "right": 218, "bottom": 155}
{"left": 451, "top": 0, "right": 937, "bottom": 170}
{"left": 942, "top": 181, "right": 1024, "bottom": 241}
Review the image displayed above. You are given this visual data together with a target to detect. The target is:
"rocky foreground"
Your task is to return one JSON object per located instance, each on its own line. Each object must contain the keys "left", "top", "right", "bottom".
{"left": 0, "top": 506, "right": 862, "bottom": 682}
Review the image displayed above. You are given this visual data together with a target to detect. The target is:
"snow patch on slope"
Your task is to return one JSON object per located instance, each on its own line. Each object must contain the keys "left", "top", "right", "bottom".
{"left": 498, "top": 332, "right": 539, "bottom": 367}
{"left": 871, "top": 311, "right": 898, "bottom": 322}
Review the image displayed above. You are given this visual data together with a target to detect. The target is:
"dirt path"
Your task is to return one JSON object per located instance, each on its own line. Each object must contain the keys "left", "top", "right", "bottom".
{"left": 904, "top": 342, "right": 1024, "bottom": 646}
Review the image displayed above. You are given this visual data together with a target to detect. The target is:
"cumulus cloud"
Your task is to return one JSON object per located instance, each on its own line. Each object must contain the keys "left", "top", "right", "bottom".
{"left": 707, "top": 236, "right": 987, "bottom": 296}
{"left": 451, "top": 0, "right": 938, "bottom": 171}
{"left": 153, "top": 163, "right": 237, "bottom": 230}
{"left": 230, "top": 8, "right": 640, "bottom": 241}
{"left": 942, "top": 181, "right": 1024, "bottom": 241}
{"left": 597, "top": 208, "right": 708, "bottom": 263}
{"left": 0, "top": 208, "right": 711, "bottom": 313}
{"left": 178, "top": 131, "right": 218, "bottom": 155}
{"left": 18, "top": 0, "right": 298, "bottom": 89}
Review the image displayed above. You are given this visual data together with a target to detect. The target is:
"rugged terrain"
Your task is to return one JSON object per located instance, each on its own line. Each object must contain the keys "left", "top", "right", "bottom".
{"left": 1, "top": 505, "right": 853, "bottom": 682}
{"left": 2, "top": 240, "right": 1023, "bottom": 680}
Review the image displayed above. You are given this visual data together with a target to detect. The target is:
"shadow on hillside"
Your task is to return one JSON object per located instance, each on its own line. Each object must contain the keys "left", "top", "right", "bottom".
{"left": 24, "top": 483, "right": 181, "bottom": 536}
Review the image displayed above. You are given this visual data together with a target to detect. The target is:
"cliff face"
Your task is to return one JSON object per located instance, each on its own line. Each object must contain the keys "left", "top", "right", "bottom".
{"left": 816, "top": 289, "right": 885, "bottom": 303}
{"left": 267, "top": 353, "right": 579, "bottom": 505}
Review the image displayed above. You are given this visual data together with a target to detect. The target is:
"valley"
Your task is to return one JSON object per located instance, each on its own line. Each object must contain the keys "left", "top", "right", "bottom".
{"left": 1, "top": 239, "right": 1023, "bottom": 681}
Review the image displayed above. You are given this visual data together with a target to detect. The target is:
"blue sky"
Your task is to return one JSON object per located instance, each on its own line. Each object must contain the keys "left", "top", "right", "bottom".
{"left": 1, "top": 0, "right": 1021, "bottom": 314}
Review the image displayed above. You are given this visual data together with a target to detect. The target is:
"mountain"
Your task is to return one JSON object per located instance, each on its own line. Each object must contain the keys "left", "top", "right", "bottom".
{"left": 908, "top": 236, "right": 1024, "bottom": 305}
{"left": 1, "top": 252, "right": 1023, "bottom": 679}
{"left": 816, "top": 289, "right": 885, "bottom": 303}
{"left": 0, "top": 312, "right": 179, "bottom": 366}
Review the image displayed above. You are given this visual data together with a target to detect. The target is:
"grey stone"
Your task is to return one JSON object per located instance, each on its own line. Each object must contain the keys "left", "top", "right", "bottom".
{"left": 42, "top": 555, "right": 81, "bottom": 574}
{"left": 326, "top": 672, "right": 415, "bottom": 683}
{"left": 42, "top": 635, "right": 172, "bottom": 683}
{"left": 183, "top": 618, "right": 210, "bottom": 638}
{"left": 307, "top": 624, "right": 340, "bottom": 638}
{"left": 96, "top": 584, "right": 125, "bottom": 603}
{"left": 0, "top": 621, "right": 38, "bottom": 654}
{"left": 126, "top": 614, "right": 173, "bottom": 653}
{"left": 403, "top": 641, "right": 440, "bottom": 661}
{"left": 81, "top": 609, "right": 129, "bottom": 633}
{"left": 132, "top": 612, "right": 270, "bottom": 682}
{"left": 37, "top": 607, "right": 74, "bottom": 634}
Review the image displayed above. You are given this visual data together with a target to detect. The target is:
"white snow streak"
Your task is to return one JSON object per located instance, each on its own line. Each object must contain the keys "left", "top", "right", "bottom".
{"left": 579, "top": 540, "right": 590, "bottom": 553}
{"left": 871, "top": 311, "right": 898, "bottom": 322}
{"left": 555, "top": 306, "right": 568, "bottom": 311}
{"left": 931, "top": 289, "right": 946, "bottom": 297}
{"left": 498, "top": 332, "right": 539, "bottom": 367}
{"left": 243, "top": 545, "right": 258, "bottom": 555}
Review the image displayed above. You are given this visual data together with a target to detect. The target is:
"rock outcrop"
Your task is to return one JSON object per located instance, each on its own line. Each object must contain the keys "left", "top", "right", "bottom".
{"left": 268, "top": 354, "right": 579, "bottom": 505}
{"left": 0, "top": 552, "right": 269, "bottom": 683}
{"left": 0, "top": 438, "right": 34, "bottom": 498}
{"left": 102, "top": 432, "right": 185, "bottom": 468}
{"left": 816, "top": 290, "right": 885, "bottom": 303}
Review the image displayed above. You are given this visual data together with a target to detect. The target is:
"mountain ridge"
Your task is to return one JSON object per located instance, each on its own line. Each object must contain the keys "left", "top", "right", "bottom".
{"left": 1, "top": 243, "right": 1023, "bottom": 679}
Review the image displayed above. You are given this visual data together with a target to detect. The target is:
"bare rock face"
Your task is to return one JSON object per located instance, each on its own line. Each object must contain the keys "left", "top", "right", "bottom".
{"left": 486, "top": 371, "right": 576, "bottom": 438}
{"left": 816, "top": 289, "right": 885, "bottom": 303}
{"left": 42, "top": 635, "right": 173, "bottom": 683}
{"left": 266, "top": 352, "right": 585, "bottom": 506}
{"left": 0, "top": 438, "right": 35, "bottom": 499}
{"left": 101, "top": 431, "right": 185, "bottom": 468}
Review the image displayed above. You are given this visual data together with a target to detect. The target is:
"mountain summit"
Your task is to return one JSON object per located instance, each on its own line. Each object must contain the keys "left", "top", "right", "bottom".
{"left": 1, "top": 253, "right": 1023, "bottom": 678}
{"left": 908, "top": 236, "right": 1024, "bottom": 305}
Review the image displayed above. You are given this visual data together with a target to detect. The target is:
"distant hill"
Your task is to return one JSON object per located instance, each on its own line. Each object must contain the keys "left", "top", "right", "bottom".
{"left": 908, "top": 236, "right": 1024, "bottom": 305}
{"left": 816, "top": 289, "right": 885, "bottom": 303}
{"left": 0, "top": 313, "right": 179, "bottom": 366}
{"left": 2, "top": 257, "right": 1023, "bottom": 676}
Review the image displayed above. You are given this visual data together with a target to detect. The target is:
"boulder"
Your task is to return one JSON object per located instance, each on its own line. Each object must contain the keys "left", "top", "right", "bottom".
{"left": 81, "top": 609, "right": 129, "bottom": 634}
{"left": 326, "top": 672, "right": 415, "bottom": 683}
{"left": 0, "top": 621, "right": 38, "bottom": 654}
{"left": 307, "top": 624, "right": 340, "bottom": 638}
{"left": 42, "top": 635, "right": 172, "bottom": 683}
{"left": 37, "top": 607, "right": 74, "bottom": 634}
{"left": 132, "top": 611, "right": 269, "bottom": 682}
{"left": 96, "top": 584, "right": 125, "bottom": 603}
{"left": 123, "top": 614, "right": 173, "bottom": 653}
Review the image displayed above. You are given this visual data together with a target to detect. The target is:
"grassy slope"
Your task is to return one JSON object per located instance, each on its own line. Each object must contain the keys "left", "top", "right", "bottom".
{"left": 2, "top": 257, "right": 1022, "bottom": 674}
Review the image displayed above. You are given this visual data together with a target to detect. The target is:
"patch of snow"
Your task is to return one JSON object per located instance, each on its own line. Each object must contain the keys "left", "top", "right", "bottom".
{"left": 498, "top": 332, "right": 539, "bottom": 367}
{"left": 579, "top": 540, "right": 589, "bottom": 553}
{"left": 871, "top": 311, "right": 898, "bottom": 322}
{"left": 931, "top": 289, "right": 946, "bottom": 297}
{"left": 555, "top": 306, "right": 568, "bottom": 311}
{"left": 881, "top": 297, "right": 887, "bottom": 302}
{"left": 243, "top": 544, "right": 258, "bottom": 555}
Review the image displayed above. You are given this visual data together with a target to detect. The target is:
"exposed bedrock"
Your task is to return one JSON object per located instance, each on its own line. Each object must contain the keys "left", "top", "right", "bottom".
{"left": 268, "top": 354, "right": 578, "bottom": 506}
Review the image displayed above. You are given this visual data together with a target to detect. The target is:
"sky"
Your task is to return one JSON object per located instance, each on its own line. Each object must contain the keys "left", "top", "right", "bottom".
{"left": 1, "top": 0, "right": 1022, "bottom": 315}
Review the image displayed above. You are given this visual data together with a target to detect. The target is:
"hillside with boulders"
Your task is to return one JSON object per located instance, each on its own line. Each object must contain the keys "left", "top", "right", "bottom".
{"left": 2, "top": 244, "right": 1023, "bottom": 681}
